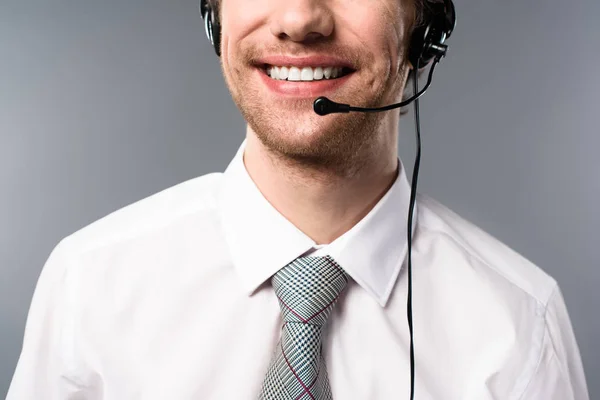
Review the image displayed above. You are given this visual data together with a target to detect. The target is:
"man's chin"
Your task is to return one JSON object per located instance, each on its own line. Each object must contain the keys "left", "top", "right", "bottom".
{"left": 248, "top": 118, "right": 363, "bottom": 167}
{"left": 239, "top": 91, "right": 384, "bottom": 169}
{"left": 257, "top": 126, "right": 333, "bottom": 157}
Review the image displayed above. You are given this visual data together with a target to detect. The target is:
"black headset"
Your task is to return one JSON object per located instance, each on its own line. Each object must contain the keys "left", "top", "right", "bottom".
{"left": 199, "top": 1, "right": 456, "bottom": 399}
{"left": 199, "top": 0, "right": 455, "bottom": 69}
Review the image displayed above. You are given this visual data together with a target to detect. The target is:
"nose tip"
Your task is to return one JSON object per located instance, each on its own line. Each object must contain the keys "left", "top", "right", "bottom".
{"left": 270, "top": 2, "right": 334, "bottom": 44}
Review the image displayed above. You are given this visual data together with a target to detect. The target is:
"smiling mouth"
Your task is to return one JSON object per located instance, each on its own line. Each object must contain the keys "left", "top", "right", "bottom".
{"left": 261, "top": 64, "right": 354, "bottom": 81}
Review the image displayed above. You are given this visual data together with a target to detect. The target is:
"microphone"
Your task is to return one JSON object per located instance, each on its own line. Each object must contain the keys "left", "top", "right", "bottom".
{"left": 313, "top": 97, "right": 350, "bottom": 115}
{"left": 313, "top": 58, "right": 440, "bottom": 116}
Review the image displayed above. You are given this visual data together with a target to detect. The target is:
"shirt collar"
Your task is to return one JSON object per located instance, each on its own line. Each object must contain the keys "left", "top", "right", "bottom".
{"left": 218, "top": 139, "right": 417, "bottom": 307}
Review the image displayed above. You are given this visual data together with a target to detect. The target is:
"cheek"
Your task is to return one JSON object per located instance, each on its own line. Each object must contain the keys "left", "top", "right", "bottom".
{"left": 365, "top": 33, "right": 402, "bottom": 83}
{"left": 385, "top": 18, "right": 407, "bottom": 76}
{"left": 220, "top": 0, "right": 269, "bottom": 56}
{"left": 219, "top": 1, "right": 251, "bottom": 72}
{"left": 356, "top": 11, "right": 405, "bottom": 77}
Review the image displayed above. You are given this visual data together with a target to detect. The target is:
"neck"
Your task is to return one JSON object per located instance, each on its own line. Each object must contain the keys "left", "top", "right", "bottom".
{"left": 243, "top": 124, "right": 399, "bottom": 245}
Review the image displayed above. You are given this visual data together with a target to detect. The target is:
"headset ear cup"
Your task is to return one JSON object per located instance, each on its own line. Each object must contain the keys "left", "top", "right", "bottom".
{"left": 443, "top": 0, "right": 456, "bottom": 39}
{"left": 211, "top": 8, "right": 222, "bottom": 57}
{"left": 408, "top": 24, "right": 427, "bottom": 69}
{"left": 408, "top": 0, "right": 455, "bottom": 68}
{"left": 200, "top": 0, "right": 221, "bottom": 56}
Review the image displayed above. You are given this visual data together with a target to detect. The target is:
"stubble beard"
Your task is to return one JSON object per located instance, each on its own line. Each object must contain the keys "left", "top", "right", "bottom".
{"left": 223, "top": 52, "right": 407, "bottom": 178}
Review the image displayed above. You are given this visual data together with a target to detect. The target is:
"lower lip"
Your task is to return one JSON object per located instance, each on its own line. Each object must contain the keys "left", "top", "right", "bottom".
{"left": 256, "top": 68, "right": 354, "bottom": 98}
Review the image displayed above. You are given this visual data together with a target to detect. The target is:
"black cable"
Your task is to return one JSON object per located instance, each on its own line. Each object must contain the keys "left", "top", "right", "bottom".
{"left": 407, "top": 56, "right": 422, "bottom": 400}
{"left": 312, "top": 55, "right": 444, "bottom": 400}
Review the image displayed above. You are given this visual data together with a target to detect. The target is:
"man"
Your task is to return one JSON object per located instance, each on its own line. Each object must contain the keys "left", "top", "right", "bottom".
{"left": 8, "top": 0, "right": 589, "bottom": 398}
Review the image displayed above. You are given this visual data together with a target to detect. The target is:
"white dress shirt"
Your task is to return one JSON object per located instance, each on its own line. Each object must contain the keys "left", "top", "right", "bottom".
{"left": 8, "top": 140, "right": 589, "bottom": 400}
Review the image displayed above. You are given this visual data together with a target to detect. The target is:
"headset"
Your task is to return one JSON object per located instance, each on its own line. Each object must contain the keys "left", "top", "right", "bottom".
{"left": 200, "top": 1, "right": 456, "bottom": 399}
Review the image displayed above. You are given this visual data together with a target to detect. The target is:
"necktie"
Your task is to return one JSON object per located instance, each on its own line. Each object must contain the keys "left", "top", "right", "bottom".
{"left": 258, "top": 255, "right": 349, "bottom": 400}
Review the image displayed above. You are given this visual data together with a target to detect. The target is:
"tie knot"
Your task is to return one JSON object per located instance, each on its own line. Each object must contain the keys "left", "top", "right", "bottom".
{"left": 272, "top": 255, "right": 349, "bottom": 326}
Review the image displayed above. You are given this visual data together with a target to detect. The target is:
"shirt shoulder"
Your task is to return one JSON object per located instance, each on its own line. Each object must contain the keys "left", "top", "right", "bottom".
{"left": 414, "top": 194, "right": 574, "bottom": 398}
{"left": 62, "top": 172, "right": 223, "bottom": 255}
{"left": 416, "top": 192, "right": 557, "bottom": 307}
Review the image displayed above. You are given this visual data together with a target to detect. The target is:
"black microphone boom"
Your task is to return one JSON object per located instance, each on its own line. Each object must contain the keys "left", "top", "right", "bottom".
{"left": 312, "top": 57, "right": 440, "bottom": 116}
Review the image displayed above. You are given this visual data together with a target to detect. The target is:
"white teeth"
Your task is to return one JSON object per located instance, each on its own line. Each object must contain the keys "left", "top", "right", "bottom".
{"left": 279, "top": 66, "right": 289, "bottom": 80}
{"left": 267, "top": 65, "right": 345, "bottom": 81}
{"left": 300, "top": 67, "right": 313, "bottom": 81}
{"left": 313, "top": 67, "right": 323, "bottom": 80}
{"left": 288, "top": 66, "right": 301, "bottom": 81}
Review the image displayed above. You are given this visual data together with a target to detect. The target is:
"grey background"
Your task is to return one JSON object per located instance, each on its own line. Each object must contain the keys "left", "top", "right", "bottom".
{"left": 1, "top": 0, "right": 598, "bottom": 397}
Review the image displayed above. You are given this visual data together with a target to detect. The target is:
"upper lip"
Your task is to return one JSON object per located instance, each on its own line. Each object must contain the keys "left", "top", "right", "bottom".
{"left": 255, "top": 55, "right": 356, "bottom": 70}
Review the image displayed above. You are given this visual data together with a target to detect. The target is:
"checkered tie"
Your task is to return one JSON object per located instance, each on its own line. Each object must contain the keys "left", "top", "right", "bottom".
{"left": 258, "top": 255, "right": 349, "bottom": 400}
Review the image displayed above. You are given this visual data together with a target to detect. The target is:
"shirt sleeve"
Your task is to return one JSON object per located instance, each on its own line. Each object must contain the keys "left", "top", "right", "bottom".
{"left": 519, "top": 284, "right": 590, "bottom": 400}
{"left": 6, "top": 239, "right": 87, "bottom": 400}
